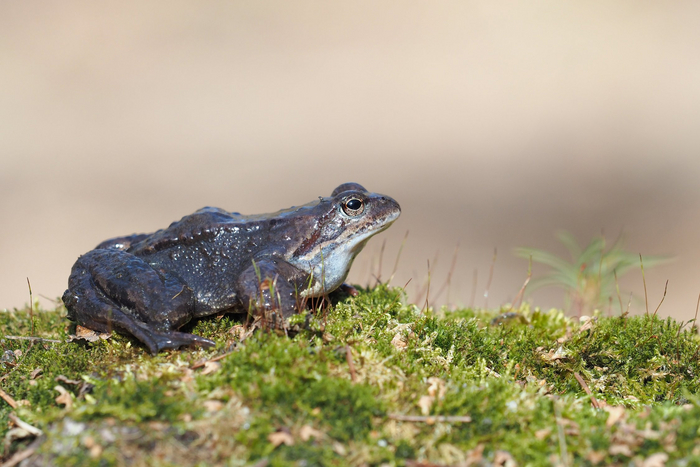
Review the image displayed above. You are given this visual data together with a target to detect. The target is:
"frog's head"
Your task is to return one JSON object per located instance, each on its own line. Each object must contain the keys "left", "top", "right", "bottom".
{"left": 290, "top": 183, "right": 401, "bottom": 296}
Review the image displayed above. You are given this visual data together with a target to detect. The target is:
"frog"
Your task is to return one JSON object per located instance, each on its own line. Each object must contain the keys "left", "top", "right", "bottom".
{"left": 62, "top": 183, "right": 401, "bottom": 354}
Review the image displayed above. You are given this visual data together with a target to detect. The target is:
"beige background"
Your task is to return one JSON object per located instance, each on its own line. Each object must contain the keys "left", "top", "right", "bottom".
{"left": 2, "top": 1, "right": 700, "bottom": 320}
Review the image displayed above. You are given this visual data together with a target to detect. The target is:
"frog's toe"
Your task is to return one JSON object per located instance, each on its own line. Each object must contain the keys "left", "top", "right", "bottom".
{"left": 147, "top": 331, "right": 216, "bottom": 354}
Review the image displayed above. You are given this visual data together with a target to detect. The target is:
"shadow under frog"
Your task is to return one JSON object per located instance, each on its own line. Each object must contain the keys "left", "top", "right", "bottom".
{"left": 62, "top": 183, "right": 401, "bottom": 354}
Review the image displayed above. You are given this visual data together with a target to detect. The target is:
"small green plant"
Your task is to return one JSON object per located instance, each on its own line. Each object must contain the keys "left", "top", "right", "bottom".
{"left": 515, "top": 231, "right": 670, "bottom": 315}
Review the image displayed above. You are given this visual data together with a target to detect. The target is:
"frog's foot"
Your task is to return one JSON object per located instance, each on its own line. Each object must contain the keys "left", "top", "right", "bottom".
{"left": 140, "top": 329, "right": 215, "bottom": 355}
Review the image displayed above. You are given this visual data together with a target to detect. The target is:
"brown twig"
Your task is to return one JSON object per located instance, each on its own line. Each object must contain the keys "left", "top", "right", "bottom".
{"left": 388, "top": 414, "right": 472, "bottom": 423}
{"left": 573, "top": 372, "right": 600, "bottom": 409}
{"left": 0, "top": 386, "right": 18, "bottom": 408}
{"left": 345, "top": 345, "right": 357, "bottom": 383}
{"left": 8, "top": 414, "right": 42, "bottom": 436}
{"left": 1, "top": 435, "right": 43, "bottom": 467}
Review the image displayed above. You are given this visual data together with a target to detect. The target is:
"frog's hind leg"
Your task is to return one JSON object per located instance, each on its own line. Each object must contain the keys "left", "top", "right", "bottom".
{"left": 63, "top": 249, "right": 214, "bottom": 354}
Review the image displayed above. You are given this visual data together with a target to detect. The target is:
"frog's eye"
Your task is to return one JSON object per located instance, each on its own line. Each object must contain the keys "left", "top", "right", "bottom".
{"left": 342, "top": 198, "right": 365, "bottom": 216}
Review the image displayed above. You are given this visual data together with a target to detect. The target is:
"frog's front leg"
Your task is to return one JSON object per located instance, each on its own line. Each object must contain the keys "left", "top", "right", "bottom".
{"left": 236, "top": 258, "right": 311, "bottom": 327}
{"left": 62, "top": 249, "right": 215, "bottom": 354}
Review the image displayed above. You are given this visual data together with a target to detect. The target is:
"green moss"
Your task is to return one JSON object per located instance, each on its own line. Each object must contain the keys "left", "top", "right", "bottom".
{"left": 2, "top": 285, "right": 700, "bottom": 465}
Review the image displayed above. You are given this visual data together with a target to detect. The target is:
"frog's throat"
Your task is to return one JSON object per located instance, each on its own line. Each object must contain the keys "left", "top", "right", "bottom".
{"left": 295, "top": 218, "right": 397, "bottom": 297}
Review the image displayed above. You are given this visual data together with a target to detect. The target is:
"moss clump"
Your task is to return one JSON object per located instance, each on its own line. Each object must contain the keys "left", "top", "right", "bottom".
{"left": 2, "top": 285, "right": 700, "bottom": 465}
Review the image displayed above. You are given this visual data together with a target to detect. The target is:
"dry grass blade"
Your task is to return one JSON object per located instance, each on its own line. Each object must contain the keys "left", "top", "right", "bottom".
{"left": 375, "top": 239, "right": 387, "bottom": 284}
{"left": 26, "top": 277, "right": 34, "bottom": 336}
{"left": 694, "top": 292, "right": 700, "bottom": 333}
{"left": 484, "top": 248, "right": 497, "bottom": 309}
{"left": 3, "top": 336, "right": 61, "bottom": 343}
{"left": 345, "top": 345, "right": 357, "bottom": 383}
{"left": 446, "top": 242, "right": 459, "bottom": 307}
{"left": 652, "top": 280, "right": 669, "bottom": 319}
{"left": 388, "top": 230, "right": 409, "bottom": 285}
{"left": 422, "top": 260, "right": 432, "bottom": 312}
{"left": 415, "top": 252, "right": 439, "bottom": 308}
{"left": 509, "top": 255, "right": 532, "bottom": 312}
{"left": 573, "top": 372, "right": 600, "bottom": 409}
{"left": 388, "top": 414, "right": 472, "bottom": 423}
{"left": 432, "top": 242, "right": 460, "bottom": 307}
{"left": 553, "top": 397, "right": 570, "bottom": 467}
{"left": 191, "top": 350, "right": 237, "bottom": 370}
{"left": 614, "top": 270, "right": 624, "bottom": 315}
{"left": 469, "top": 269, "right": 478, "bottom": 309}
{"left": 640, "top": 254, "right": 649, "bottom": 316}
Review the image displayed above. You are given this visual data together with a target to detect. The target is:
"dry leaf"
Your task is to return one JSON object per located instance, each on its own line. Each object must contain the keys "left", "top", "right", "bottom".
{"left": 299, "top": 425, "right": 324, "bottom": 441}
{"left": 54, "top": 385, "right": 73, "bottom": 409}
{"left": 180, "top": 368, "right": 195, "bottom": 383}
{"left": 201, "top": 361, "right": 222, "bottom": 375}
{"left": 427, "top": 377, "right": 446, "bottom": 400}
{"left": 586, "top": 450, "right": 606, "bottom": 464}
{"left": 579, "top": 316, "right": 595, "bottom": 333}
{"left": 268, "top": 430, "right": 294, "bottom": 447}
{"left": 464, "top": 443, "right": 485, "bottom": 465}
{"left": 540, "top": 346, "right": 569, "bottom": 362}
{"left": 605, "top": 405, "right": 626, "bottom": 427}
{"left": 203, "top": 400, "right": 224, "bottom": 412}
{"left": 493, "top": 450, "right": 517, "bottom": 467}
{"left": 69, "top": 325, "right": 111, "bottom": 343}
{"left": 29, "top": 368, "right": 42, "bottom": 380}
{"left": 609, "top": 443, "right": 633, "bottom": 457}
{"left": 534, "top": 428, "right": 552, "bottom": 440}
{"left": 82, "top": 435, "right": 103, "bottom": 458}
{"left": 332, "top": 442, "right": 347, "bottom": 456}
{"left": 89, "top": 444, "right": 103, "bottom": 458}
{"left": 55, "top": 375, "right": 82, "bottom": 385}
{"left": 642, "top": 453, "right": 668, "bottom": 467}
{"left": 391, "top": 333, "right": 408, "bottom": 350}
{"left": 148, "top": 421, "right": 168, "bottom": 431}
{"left": 229, "top": 325, "right": 246, "bottom": 340}
{"left": 418, "top": 395, "right": 433, "bottom": 415}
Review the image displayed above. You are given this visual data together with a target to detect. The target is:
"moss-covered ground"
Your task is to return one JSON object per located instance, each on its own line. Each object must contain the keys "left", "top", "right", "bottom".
{"left": 2, "top": 285, "right": 700, "bottom": 466}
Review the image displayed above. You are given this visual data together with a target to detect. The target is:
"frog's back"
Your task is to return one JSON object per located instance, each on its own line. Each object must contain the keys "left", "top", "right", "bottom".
{"left": 127, "top": 207, "right": 247, "bottom": 256}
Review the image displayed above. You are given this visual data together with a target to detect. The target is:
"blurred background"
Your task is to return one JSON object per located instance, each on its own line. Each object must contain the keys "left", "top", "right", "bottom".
{"left": 2, "top": 1, "right": 700, "bottom": 319}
